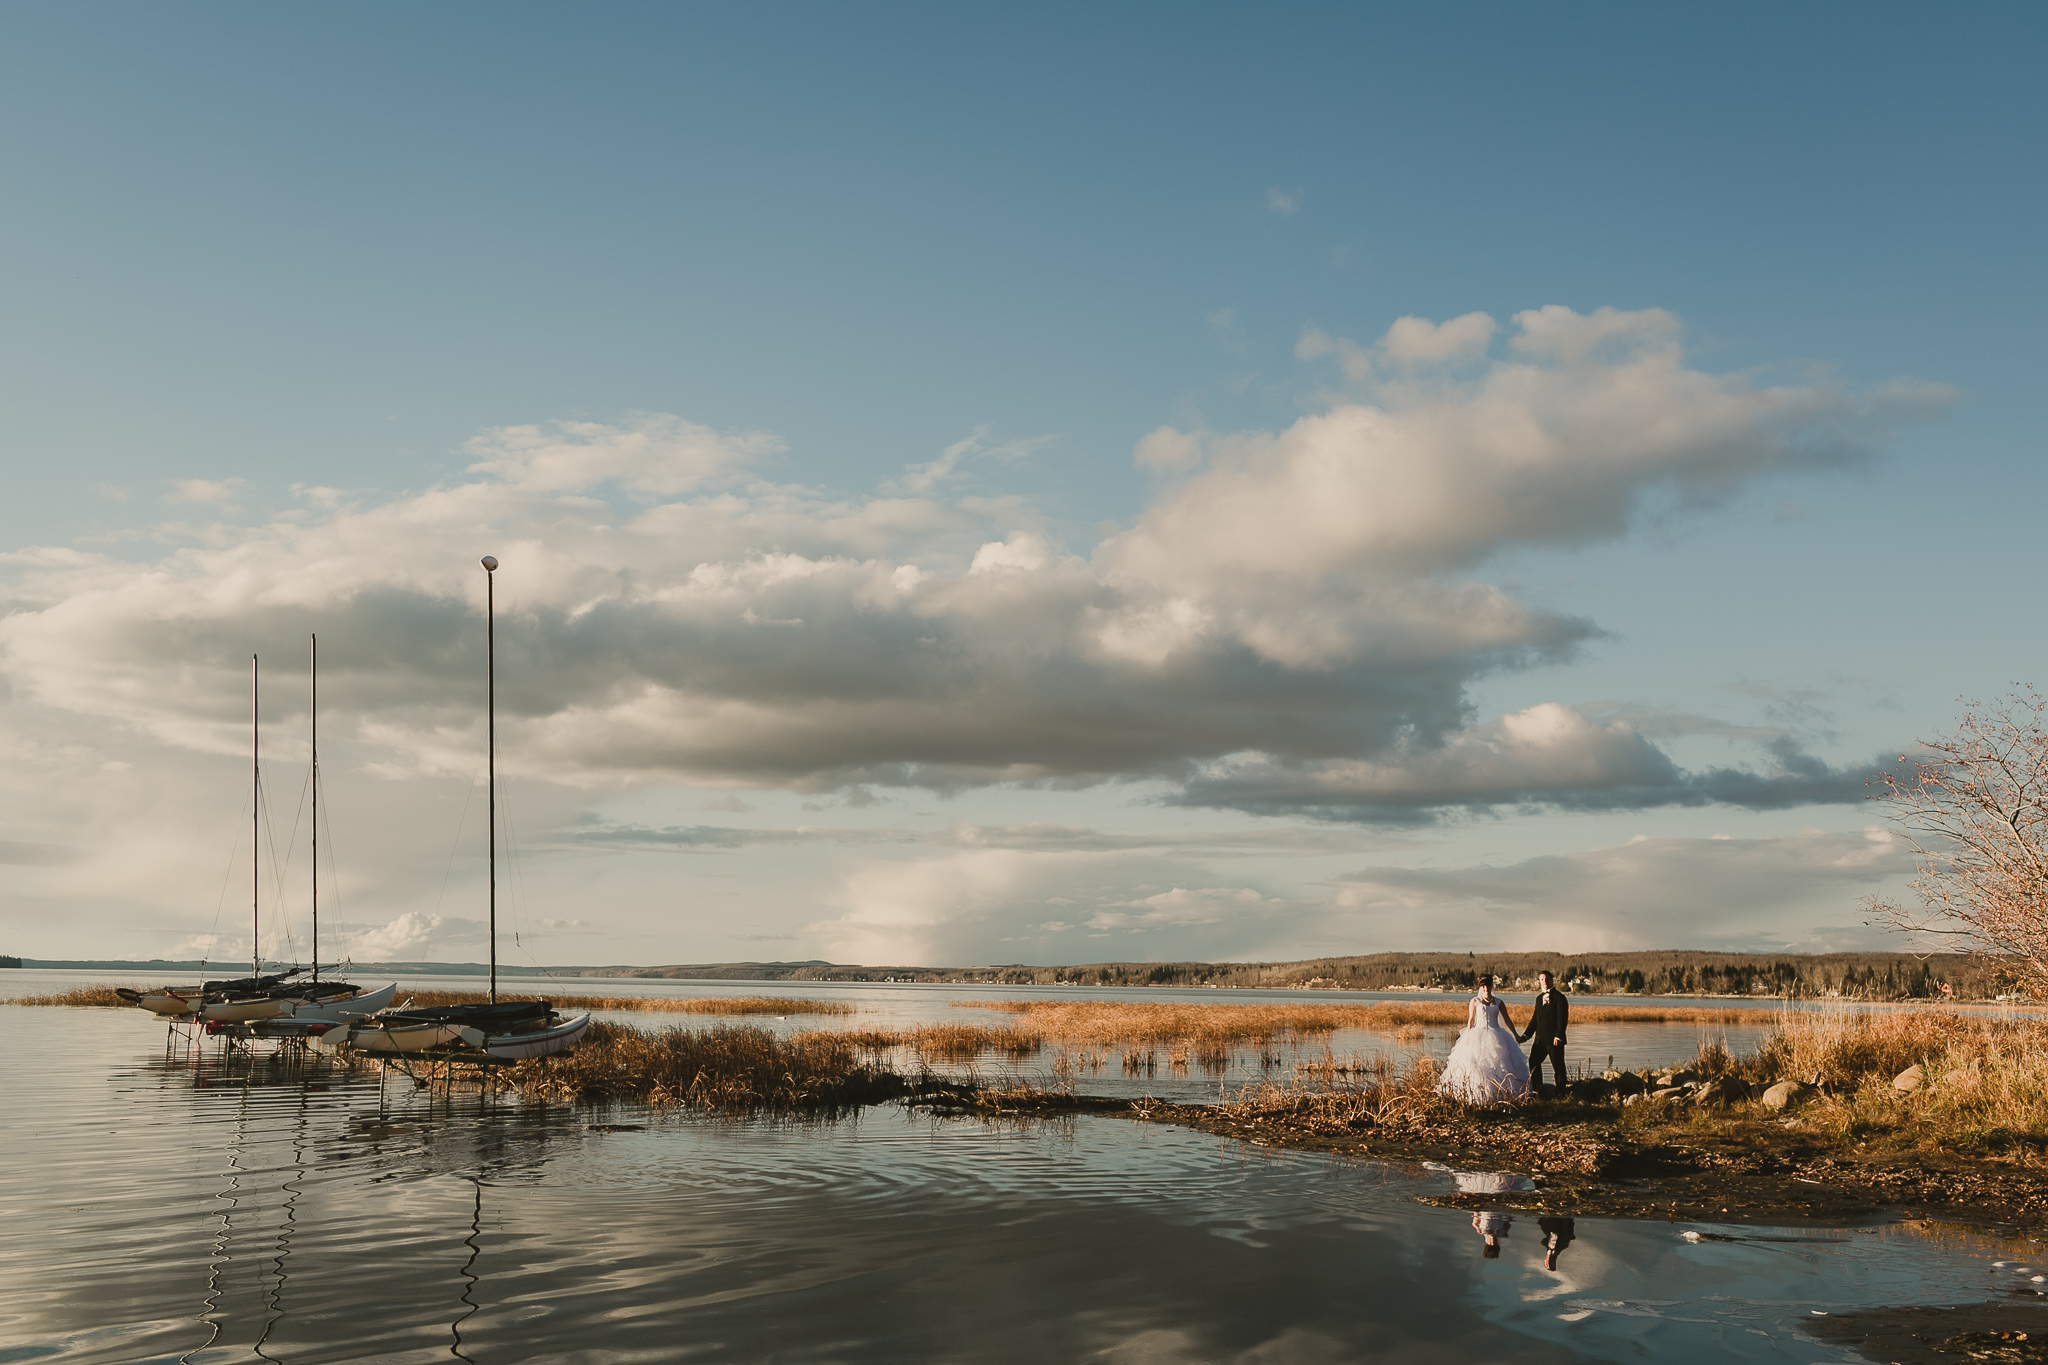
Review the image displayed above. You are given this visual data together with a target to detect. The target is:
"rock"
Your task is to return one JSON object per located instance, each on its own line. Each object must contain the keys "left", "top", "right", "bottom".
{"left": 1893, "top": 1064, "right": 1927, "bottom": 1094}
{"left": 1762, "top": 1080, "right": 1813, "bottom": 1111}
{"left": 1613, "top": 1072, "right": 1648, "bottom": 1097}
{"left": 1601, "top": 1070, "right": 1623, "bottom": 1082}
{"left": 1652, "top": 1086, "right": 1686, "bottom": 1100}
{"left": 1692, "top": 1077, "right": 1730, "bottom": 1106}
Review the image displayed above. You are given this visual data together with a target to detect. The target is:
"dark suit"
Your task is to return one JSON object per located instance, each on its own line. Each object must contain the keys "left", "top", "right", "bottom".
{"left": 1520, "top": 988, "right": 1569, "bottom": 1089}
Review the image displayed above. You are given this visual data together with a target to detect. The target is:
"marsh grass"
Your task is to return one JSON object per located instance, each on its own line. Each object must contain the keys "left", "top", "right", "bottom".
{"left": 1723, "top": 1007, "right": 2048, "bottom": 1152}
{"left": 4, "top": 985, "right": 132, "bottom": 1007}
{"left": 971, "top": 999, "right": 1750, "bottom": 1046}
{"left": 503, "top": 1021, "right": 905, "bottom": 1111}
{"left": 1218, "top": 1053, "right": 1454, "bottom": 1136}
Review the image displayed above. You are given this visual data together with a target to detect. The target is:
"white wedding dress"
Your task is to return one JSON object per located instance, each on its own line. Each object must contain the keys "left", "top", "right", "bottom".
{"left": 1436, "top": 996, "right": 1531, "bottom": 1103}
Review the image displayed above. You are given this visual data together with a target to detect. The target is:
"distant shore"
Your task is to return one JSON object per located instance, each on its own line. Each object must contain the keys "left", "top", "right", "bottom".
{"left": 0, "top": 948, "right": 2012, "bottom": 1001}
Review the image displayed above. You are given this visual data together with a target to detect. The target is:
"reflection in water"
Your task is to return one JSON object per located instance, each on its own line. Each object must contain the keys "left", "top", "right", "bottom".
{"left": 1539, "top": 1216, "right": 1576, "bottom": 1273}
{"left": 453, "top": 1179, "right": 483, "bottom": 1364}
{"left": 1472, "top": 1209, "right": 1512, "bottom": 1259}
{"left": 8, "top": 999, "right": 2048, "bottom": 1363}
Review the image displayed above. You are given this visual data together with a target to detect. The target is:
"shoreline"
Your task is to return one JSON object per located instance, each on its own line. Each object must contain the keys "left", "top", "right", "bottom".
{"left": 916, "top": 1088, "right": 2048, "bottom": 1234}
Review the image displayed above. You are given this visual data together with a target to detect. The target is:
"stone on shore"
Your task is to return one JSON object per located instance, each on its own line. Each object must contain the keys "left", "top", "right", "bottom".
{"left": 1762, "top": 1080, "right": 1813, "bottom": 1111}
{"left": 1893, "top": 1064, "right": 1927, "bottom": 1093}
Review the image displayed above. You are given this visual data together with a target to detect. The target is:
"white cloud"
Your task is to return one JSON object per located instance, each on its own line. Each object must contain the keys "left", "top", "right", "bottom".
{"left": 345, "top": 911, "right": 489, "bottom": 961}
{"left": 1133, "top": 425, "right": 1203, "bottom": 474}
{"left": 1266, "top": 187, "right": 1301, "bottom": 215}
{"left": 0, "top": 308, "right": 1940, "bottom": 821}
{"left": 462, "top": 415, "right": 778, "bottom": 495}
{"left": 167, "top": 478, "right": 246, "bottom": 507}
{"left": 1179, "top": 703, "right": 1896, "bottom": 820}
{"left": 809, "top": 846, "right": 1306, "bottom": 964}
{"left": 1332, "top": 827, "right": 1911, "bottom": 952}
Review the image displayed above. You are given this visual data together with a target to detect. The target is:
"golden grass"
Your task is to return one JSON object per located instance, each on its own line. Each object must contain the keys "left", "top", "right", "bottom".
{"left": 390, "top": 990, "right": 852, "bottom": 1015}
{"left": 1217, "top": 1054, "right": 1450, "bottom": 1135}
{"left": 969, "top": 998, "right": 1751, "bottom": 1045}
{"left": 502, "top": 1020, "right": 903, "bottom": 1110}
{"left": 1724, "top": 1006, "right": 2048, "bottom": 1152}
{"left": 3, "top": 985, "right": 133, "bottom": 1007}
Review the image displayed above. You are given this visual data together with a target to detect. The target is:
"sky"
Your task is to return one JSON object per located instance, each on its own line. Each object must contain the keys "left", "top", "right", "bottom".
{"left": 0, "top": 4, "right": 2043, "bottom": 969}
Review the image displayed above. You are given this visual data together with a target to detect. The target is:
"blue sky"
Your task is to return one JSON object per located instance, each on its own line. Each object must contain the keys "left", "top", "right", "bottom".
{"left": 0, "top": 4, "right": 2041, "bottom": 967}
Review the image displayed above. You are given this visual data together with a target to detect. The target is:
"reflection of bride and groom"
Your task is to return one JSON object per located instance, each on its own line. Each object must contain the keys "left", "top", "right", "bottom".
{"left": 1436, "top": 971, "right": 1570, "bottom": 1104}
{"left": 1470, "top": 1210, "right": 1576, "bottom": 1270}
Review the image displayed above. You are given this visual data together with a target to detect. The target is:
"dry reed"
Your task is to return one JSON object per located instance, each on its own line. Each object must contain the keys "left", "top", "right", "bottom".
{"left": 1217, "top": 1053, "right": 1451, "bottom": 1136}
{"left": 502, "top": 1020, "right": 903, "bottom": 1111}
{"left": 3, "top": 985, "right": 132, "bottom": 1007}
{"left": 1725, "top": 1007, "right": 2048, "bottom": 1151}
{"left": 969, "top": 998, "right": 1750, "bottom": 1047}
{"left": 903, "top": 1022, "right": 1044, "bottom": 1061}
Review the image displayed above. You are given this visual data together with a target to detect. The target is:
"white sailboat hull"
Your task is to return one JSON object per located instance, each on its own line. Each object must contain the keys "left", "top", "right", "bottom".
{"left": 199, "top": 996, "right": 289, "bottom": 1023}
{"left": 477, "top": 1013, "right": 592, "bottom": 1060}
{"left": 286, "top": 982, "right": 397, "bottom": 1023}
{"left": 136, "top": 991, "right": 201, "bottom": 1017}
{"left": 314, "top": 1019, "right": 466, "bottom": 1054}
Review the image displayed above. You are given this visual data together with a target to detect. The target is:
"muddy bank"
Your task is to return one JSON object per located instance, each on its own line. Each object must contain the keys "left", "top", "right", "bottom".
{"left": 910, "top": 1088, "right": 2048, "bottom": 1232}
{"left": 1804, "top": 1303, "right": 2048, "bottom": 1363}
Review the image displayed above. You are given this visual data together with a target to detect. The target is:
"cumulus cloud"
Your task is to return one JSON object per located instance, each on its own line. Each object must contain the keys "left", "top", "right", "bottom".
{"left": 346, "top": 911, "right": 488, "bottom": 961}
{"left": 0, "top": 308, "right": 1937, "bottom": 822}
{"left": 1178, "top": 703, "right": 1902, "bottom": 821}
{"left": 166, "top": 478, "right": 246, "bottom": 508}
{"left": 809, "top": 846, "right": 1308, "bottom": 965}
{"left": 462, "top": 415, "right": 778, "bottom": 495}
{"left": 1332, "top": 828, "right": 1911, "bottom": 952}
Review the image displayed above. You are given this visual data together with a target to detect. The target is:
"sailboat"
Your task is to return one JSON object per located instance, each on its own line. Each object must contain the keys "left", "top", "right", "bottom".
{"left": 120, "top": 648, "right": 392, "bottom": 1026}
{"left": 121, "top": 657, "right": 295, "bottom": 1022}
{"left": 318, "top": 557, "right": 590, "bottom": 1060}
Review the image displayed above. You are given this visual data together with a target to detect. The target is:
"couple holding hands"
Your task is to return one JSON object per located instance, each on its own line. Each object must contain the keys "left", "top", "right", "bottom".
{"left": 1436, "top": 971, "right": 1570, "bottom": 1104}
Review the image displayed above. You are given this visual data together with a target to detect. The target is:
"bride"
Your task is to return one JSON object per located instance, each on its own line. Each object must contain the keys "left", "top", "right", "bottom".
{"left": 1437, "top": 976, "right": 1531, "bottom": 1103}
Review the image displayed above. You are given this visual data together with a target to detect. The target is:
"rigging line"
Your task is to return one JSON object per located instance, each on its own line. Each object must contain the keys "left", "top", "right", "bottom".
{"left": 276, "top": 759, "right": 313, "bottom": 951}
{"left": 258, "top": 770, "right": 297, "bottom": 966}
{"left": 267, "top": 762, "right": 312, "bottom": 965}
{"left": 201, "top": 781, "right": 254, "bottom": 975}
{"left": 499, "top": 778, "right": 567, "bottom": 991}
{"left": 318, "top": 775, "right": 349, "bottom": 964}
{"left": 434, "top": 767, "right": 485, "bottom": 923}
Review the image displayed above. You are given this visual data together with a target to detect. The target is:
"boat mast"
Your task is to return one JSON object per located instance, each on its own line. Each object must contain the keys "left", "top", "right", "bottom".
{"left": 482, "top": 555, "right": 498, "bottom": 1004}
{"left": 251, "top": 653, "right": 260, "bottom": 977}
{"left": 310, "top": 634, "right": 318, "bottom": 983}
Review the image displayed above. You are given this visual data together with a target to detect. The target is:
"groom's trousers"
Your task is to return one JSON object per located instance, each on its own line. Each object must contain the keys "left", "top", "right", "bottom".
{"left": 1528, "top": 1040, "right": 1567, "bottom": 1089}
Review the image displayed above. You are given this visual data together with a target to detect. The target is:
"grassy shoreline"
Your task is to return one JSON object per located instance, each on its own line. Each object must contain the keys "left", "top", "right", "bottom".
{"left": 26, "top": 982, "right": 2048, "bottom": 1226}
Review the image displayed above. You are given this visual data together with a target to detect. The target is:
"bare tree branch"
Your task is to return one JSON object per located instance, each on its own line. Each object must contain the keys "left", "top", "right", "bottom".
{"left": 1866, "top": 688, "right": 2048, "bottom": 996}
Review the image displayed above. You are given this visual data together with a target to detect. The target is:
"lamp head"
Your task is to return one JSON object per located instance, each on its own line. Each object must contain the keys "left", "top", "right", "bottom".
{"left": 481, "top": 556, "right": 499, "bottom": 572}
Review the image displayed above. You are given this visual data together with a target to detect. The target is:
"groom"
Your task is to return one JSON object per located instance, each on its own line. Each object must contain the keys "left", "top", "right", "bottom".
{"left": 1519, "top": 970, "right": 1569, "bottom": 1093}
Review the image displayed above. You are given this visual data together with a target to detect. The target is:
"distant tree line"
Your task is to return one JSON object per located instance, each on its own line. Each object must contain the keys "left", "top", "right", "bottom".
{"left": 611, "top": 950, "right": 2001, "bottom": 999}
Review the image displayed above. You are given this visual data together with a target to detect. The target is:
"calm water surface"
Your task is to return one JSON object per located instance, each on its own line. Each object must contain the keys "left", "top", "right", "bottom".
{"left": 4, "top": 974, "right": 2039, "bottom": 1363}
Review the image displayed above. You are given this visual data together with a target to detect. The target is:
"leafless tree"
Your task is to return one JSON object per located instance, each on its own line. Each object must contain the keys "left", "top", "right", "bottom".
{"left": 1868, "top": 689, "right": 2048, "bottom": 996}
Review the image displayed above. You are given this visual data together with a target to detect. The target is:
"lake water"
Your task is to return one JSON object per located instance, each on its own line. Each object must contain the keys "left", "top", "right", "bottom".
{"left": 4, "top": 971, "right": 2041, "bottom": 1363}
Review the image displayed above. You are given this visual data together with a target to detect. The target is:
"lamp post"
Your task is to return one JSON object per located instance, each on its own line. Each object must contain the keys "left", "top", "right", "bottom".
{"left": 482, "top": 555, "right": 498, "bottom": 1003}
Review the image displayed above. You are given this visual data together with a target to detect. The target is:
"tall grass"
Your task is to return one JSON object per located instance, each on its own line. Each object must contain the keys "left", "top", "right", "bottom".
{"left": 504, "top": 1021, "right": 904, "bottom": 1110}
{"left": 3, "top": 985, "right": 132, "bottom": 1007}
{"left": 1216, "top": 1054, "right": 1451, "bottom": 1135}
{"left": 970, "top": 999, "right": 1749, "bottom": 1044}
{"left": 1729, "top": 1007, "right": 2048, "bottom": 1151}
